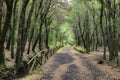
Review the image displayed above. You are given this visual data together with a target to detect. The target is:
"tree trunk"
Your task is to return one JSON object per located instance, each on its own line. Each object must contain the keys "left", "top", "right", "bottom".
{"left": 45, "top": 25, "right": 49, "bottom": 48}
{"left": 27, "top": 28, "right": 34, "bottom": 54}
{"left": 15, "top": 0, "right": 29, "bottom": 74}
{"left": 21, "top": 0, "right": 36, "bottom": 54}
{"left": 11, "top": 0, "right": 18, "bottom": 59}
{"left": 32, "top": 33, "right": 40, "bottom": 52}
{"left": 0, "top": 0, "right": 13, "bottom": 65}
{"left": 0, "top": 0, "right": 4, "bottom": 65}
{"left": 99, "top": 0, "right": 106, "bottom": 60}
{"left": 0, "top": 0, "right": 4, "bottom": 36}
{"left": 6, "top": 27, "right": 12, "bottom": 49}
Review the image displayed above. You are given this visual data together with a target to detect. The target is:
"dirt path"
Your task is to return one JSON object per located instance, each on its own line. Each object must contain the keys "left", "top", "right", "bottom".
{"left": 40, "top": 46, "right": 120, "bottom": 80}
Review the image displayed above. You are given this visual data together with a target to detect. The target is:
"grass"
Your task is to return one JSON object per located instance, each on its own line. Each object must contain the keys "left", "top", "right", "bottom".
{"left": 0, "top": 65, "right": 15, "bottom": 80}
{"left": 31, "top": 67, "right": 42, "bottom": 74}
{"left": 111, "top": 64, "right": 120, "bottom": 69}
{"left": 74, "top": 46, "right": 90, "bottom": 54}
{"left": 98, "top": 59, "right": 107, "bottom": 64}
{"left": 5, "top": 57, "right": 11, "bottom": 61}
{"left": 18, "top": 67, "right": 42, "bottom": 80}
{"left": 57, "top": 46, "right": 65, "bottom": 53}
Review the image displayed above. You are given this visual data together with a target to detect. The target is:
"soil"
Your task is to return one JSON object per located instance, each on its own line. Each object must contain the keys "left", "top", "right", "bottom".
{"left": 7, "top": 46, "right": 120, "bottom": 80}
{"left": 40, "top": 46, "right": 120, "bottom": 80}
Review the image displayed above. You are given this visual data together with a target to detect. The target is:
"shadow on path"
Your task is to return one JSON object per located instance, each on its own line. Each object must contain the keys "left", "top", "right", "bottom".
{"left": 61, "top": 64, "right": 82, "bottom": 80}
{"left": 41, "top": 47, "right": 117, "bottom": 80}
{"left": 41, "top": 49, "right": 74, "bottom": 80}
{"left": 75, "top": 53, "right": 116, "bottom": 80}
{"left": 54, "top": 53, "right": 74, "bottom": 64}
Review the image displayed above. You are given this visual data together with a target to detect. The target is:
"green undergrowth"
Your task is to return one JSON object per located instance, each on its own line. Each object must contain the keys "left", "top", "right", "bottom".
{"left": 5, "top": 57, "right": 11, "bottom": 61}
{"left": 0, "top": 65, "right": 15, "bottom": 79}
{"left": 31, "top": 67, "right": 42, "bottom": 74}
{"left": 74, "top": 46, "right": 90, "bottom": 54}
{"left": 98, "top": 59, "right": 107, "bottom": 64}
{"left": 57, "top": 47, "right": 63, "bottom": 52}
{"left": 111, "top": 63, "right": 120, "bottom": 69}
{"left": 18, "top": 67, "right": 42, "bottom": 80}
{"left": 56, "top": 46, "right": 65, "bottom": 53}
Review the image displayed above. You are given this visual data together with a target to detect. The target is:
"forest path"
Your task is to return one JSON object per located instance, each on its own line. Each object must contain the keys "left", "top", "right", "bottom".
{"left": 40, "top": 46, "right": 117, "bottom": 80}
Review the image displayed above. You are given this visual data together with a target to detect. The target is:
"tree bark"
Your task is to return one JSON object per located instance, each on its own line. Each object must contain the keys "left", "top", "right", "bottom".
{"left": 27, "top": 28, "right": 34, "bottom": 54}
{"left": 99, "top": 0, "right": 106, "bottom": 60}
{"left": 11, "top": 0, "right": 18, "bottom": 59}
{"left": 0, "top": 0, "right": 13, "bottom": 65}
{"left": 15, "top": 0, "right": 29, "bottom": 74}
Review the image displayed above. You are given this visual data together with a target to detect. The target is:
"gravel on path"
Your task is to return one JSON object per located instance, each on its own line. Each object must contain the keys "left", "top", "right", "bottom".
{"left": 40, "top": 46, "right": 120, "bottom": 80}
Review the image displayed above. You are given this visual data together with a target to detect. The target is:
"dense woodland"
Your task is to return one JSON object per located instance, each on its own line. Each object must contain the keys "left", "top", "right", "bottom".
{"left": 0, "top": 0, "right": 120, "bottom": 79}
{"left": 72, "top": 0, "right": 120, "bottom": 63}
